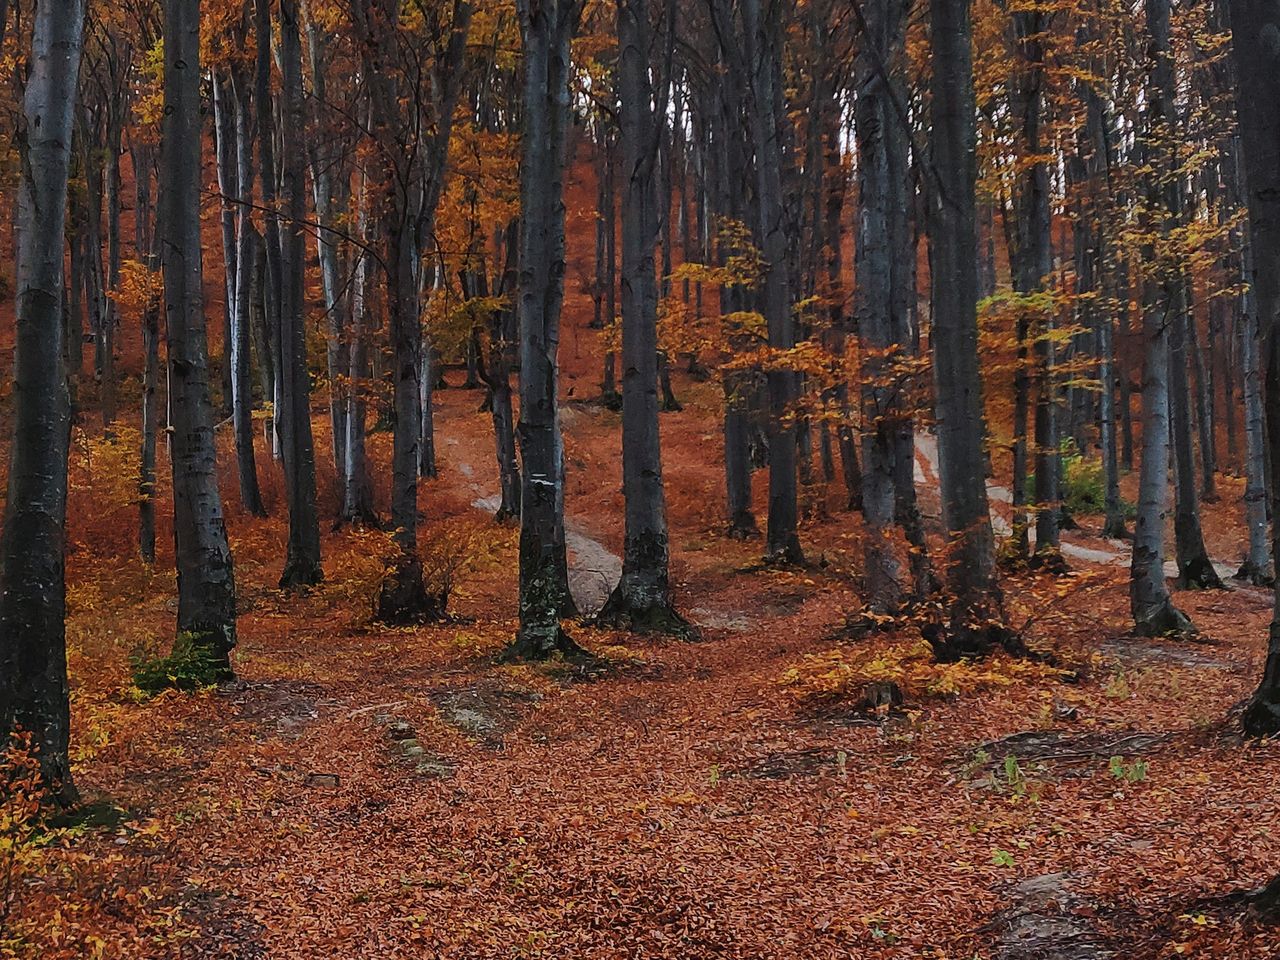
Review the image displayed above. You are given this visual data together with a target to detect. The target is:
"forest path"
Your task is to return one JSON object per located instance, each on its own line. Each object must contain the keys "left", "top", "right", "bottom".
{"left": 470, "top": 490, "right": 622, "bottom": 615}
{"left": 450, "top": 434, "right": 623, "bottom": 616}
{"left": 913, "top": 431, "right": 1240, "bottom": 582}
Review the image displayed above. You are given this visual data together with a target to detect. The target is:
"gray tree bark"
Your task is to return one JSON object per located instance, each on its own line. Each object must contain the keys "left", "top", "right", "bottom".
{"left": 926, "top": 0, "right": 1015, "bottom": 658}
{"left": 596, "top": 0, "right": 691, "bottom": 636}
{"left": 277, "top": 0, "right": 324, "bottom": 588}
{"left": 1130, "top": 0, "right": 1195, "bottom": 635}
{"left": 742, "top": 0, "right": 803, "bottom": 565}
{"left": 1229, "top": 0, "right": 1280, "bottom": 734}
{"left": 0, "top": 0, "right": 86, "bottom": 805}
{"left": 854, "top": 0, "right": 907, "bottom": 615}
{"left": 159, "top": 0, "right": 238, "bottom": 675}
{"left": 507, "top": 0, "right": 584, "bottom": 659}
{"left": 230, "top": 65, "right": 267, "bottom": 517}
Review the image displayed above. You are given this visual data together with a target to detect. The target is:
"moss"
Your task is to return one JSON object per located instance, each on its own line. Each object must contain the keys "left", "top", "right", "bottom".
{"left": 131, "top": 630, "right": 234, "bottom": 695}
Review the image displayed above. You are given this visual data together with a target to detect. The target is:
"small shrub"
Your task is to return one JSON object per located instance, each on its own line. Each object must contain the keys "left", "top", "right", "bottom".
{"left": 780, "top": 638, "right": 1070, "bottom": 703}
{"left": 1025, "top": 441, "right": 1135, "bottom": 519}
{"left": 130, "top": 633, "right": 227, "bottom": 695}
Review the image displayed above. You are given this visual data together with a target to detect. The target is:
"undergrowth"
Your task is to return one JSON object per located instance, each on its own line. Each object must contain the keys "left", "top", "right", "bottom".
{"left": 780, "top": 638, "right": 1071, "bottom": 703}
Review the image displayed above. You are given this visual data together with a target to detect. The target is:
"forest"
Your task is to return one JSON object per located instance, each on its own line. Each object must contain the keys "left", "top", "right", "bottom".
{"left": 2, "top": 0, "right": 1280, "bottom": 955}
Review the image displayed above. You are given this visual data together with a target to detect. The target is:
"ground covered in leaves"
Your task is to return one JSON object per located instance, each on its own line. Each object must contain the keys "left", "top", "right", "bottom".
{"left": 7, "top": 365, "right": 1277, "bottom": 959}
{"left": 6, "top": 176, "right": 1280, "bottom": 959}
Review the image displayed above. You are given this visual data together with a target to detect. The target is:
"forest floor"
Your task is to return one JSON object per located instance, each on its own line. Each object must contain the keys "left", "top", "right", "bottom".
{"left": 7, "top": 169, "right": 1280, "bottom": 960}
{"left": 13, "top": 361, "right": 1280, "bottom": 960}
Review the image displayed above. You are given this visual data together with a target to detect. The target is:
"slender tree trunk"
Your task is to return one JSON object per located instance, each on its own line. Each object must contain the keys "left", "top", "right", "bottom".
{"left": 1131, "top": 0, "right": 1194, "bottom": 635}
{"left": 341, "top": 128, "right": 377, "bottom": 526}
{"left": 0, "top": 0, "right": 86, "bottom": 804}
{"left": 229, "top": 68, "right": 266, "bottom": 517}
{"left": 255, "top": 0, "right": 284, "bottom": 462}
{"left": 596, "top": 0, "right": 691, "bottom": 635}
{"left": 302, "top": 10, "right": 351, "bottom": 480}
{"left": 486, "top": 221, "right": 521, "bottom": 522}
{"left": 1238, "top": 257, "right": 1272, "bottom": 583}
{"left": 508, "top": 0, "right": 584, "bottom": 659}
{"left": 276, "top": 0, "right": 323, "bottom": 588}
{"left": 926, "top": 0, "right": 1014, "bottom": 658}
{"left": 743, "top": 0, "right": 803, "bottom": 566}
{"left": 213, "top": 71, "right": 240, "bottom": 424}
{"left": 854, "top": 0, "right": 906, "bottom": 616}
{"left": 1170, "top": 282, "right": 1222, "bottom": 589}
{"left": 140, "top": 290, "right": 160, "bottom": 561}
{"left": 159, "top": 0, "right": 238, "bottom": 675}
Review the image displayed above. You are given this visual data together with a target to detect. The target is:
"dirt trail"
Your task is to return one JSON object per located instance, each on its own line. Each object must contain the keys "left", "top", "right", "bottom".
{"left": 913, "top": 431, "right": 1239, "bottom": 581}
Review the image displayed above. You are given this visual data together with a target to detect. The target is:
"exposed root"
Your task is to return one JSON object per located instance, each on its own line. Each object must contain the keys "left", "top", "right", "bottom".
{"left": 1176, "top": 554, "right": 1226, "bottom": 591}
{"left": 1234, "top": 560, "right": 1274, "bottom": 588}
{"left": 501, "top": 624, "right": 588, "bottom": 662}
{"left": 375, "top": 556, "right": 445, "bottom": 626}
{"left": 594, "top": 589, "right": 700, "bottom": 640}
{"left": 1132, "top": 597, "right": 1197, "bottom": 639}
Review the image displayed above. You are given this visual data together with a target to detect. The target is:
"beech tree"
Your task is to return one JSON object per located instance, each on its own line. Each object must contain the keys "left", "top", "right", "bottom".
{"left": 1130, "top": 0, "right": 1194, "bottom": 636}
{"left": 595, "top": 0, "right": 693, "bottom": 635}
{"left": 925, "top": 0, "right": 1015, "bottom": 658}
{"left": 507, "top": 0, "right": 583, "bottom": 659}
{"left": 0, "top": 0, "right": 87, "bottom": 804}
{"left": 159, "top": 0, "right": 238, "bottom": 676}
{"left": 1229, "top": 0, "right": 1280, "bottom": 735}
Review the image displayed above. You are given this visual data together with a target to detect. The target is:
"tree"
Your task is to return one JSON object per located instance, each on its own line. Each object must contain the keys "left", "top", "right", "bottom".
{"left": 1129, "top": 0, "right": 1194, "bottom": 636}
{"left": 595, "top": 0, "right": 693, "bottom": 636}
{"left": 276, "top": 0, "right": 324, "bottom": 588}
{"left": 743, "top": 0, "right": 803, "bottom": 566}
{"left": 925, "top": 0, "right": 1015, "bottom": 658}
{"left": 351, "top": 0, "right": 473, "bottom": 622}
{"left": 854, "top": 0, "right": 909, "bottom": 616}
{"left": 0, "top": 0, "right": 87, "bottom": 805}
{"left": 507, "top": 0, "right": 584, "bottom": 660}
{"left": 159, "top": 0, "right": 238, "bottom": 677}
{"left": 1228, "top": 0, "right": 1280, "bottom": 735}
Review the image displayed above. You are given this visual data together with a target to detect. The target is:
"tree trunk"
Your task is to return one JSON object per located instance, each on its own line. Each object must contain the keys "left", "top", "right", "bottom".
{"left": 1170, "top": 285, "right": 1222, "bottom": 589}
{"left": 0, "top": 0, "right": 86, "bottom": 805}
{"left": 1131, "top": 0, "right": 1194, "bottom": 635}
{"left": 302, "top": 9, "right": 351, "bottom": 480}
{"left": 596, "top": 0, "right": 691, "bottom": 636}
{"left": 743, "top": 0, "right": 802, "bottom": 566}
{"left": 276, "top": 0, "right": 323, "bottom": 588}
{"left": 854, "top": 0, "right": 907, "bottom": 616}
{"left": 340, "top": 130, "right": 377, "bottom": 526}
{"left": 1229, "top": 0, "right": 1280, "bottom": 733}
{"left": 507, "top": 0, "right": 584, "bottom": 659}
{"left": 213, "top": 71, "right": 239, "bottom": 425}
{"left": 230, "top": 67, "right": 266, "bottom": 517}
{"left": 159, "top": 0, "right": 238, "bottom": 676}
{"left": 926, "top": 0, "right": 1010, "bottom": 658}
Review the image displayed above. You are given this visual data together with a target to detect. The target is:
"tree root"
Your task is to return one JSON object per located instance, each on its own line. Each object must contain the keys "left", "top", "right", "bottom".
{"left": 594, "top": 589, "right": 700, "bottom": 640}
{"left": 1234, "top": 560, "right": 1274, "bottom": 588}
{"left": 1176, "top": 554, "right": 1226, "bottom": 591}
{"left": 375, "top": 556, "right": 445, "bottom": 626}
{"left": 1132, "top": 597, "right": 1197, "bottom": 638}
{"left": 501, "top": 623, "right": 588, "bottom": 662}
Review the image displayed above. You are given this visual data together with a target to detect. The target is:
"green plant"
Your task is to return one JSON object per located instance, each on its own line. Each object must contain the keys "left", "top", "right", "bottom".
{"left": 130, "top": 632, "right": 228, "bottom": 695}
{"left": 1108, "top": 755, "right": 1148, "bottom": 782}
{"left": 1024, "top": 440, "right": 1135, "bottom": 519}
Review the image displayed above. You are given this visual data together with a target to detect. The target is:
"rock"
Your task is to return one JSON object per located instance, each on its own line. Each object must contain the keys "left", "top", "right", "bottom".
{"left": 415, "top": 757, "right": 455, "bottom": 779}
{"left": 304, "top": 772, "right": 340, "bottom": 789}
{"left": 387, "top": 722, "right": 415, "bottom": 742}
{"left": 992, "top": 872, "right": 1112, "bottom": 959}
